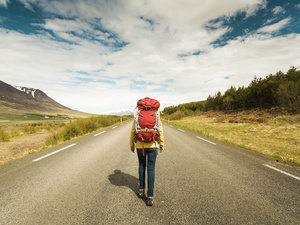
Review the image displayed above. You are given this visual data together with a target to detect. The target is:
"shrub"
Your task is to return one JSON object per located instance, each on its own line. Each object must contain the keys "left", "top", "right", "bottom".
{"left": 44, "top": 115, "right": 127, "bottom": 146}
{"left": 9, "top": 130, "right": 21, "bottom": 138}
{"left": 45, "top": 131, "right": 61, "bottom": 146}
{"left": 0, "top": 127, "right": 10, "bottom": 142}
{"left": 22, "top": 125, "right": 38, "bottom": 134}
{"left": 62, "top": 123, "right": 82, "bottom": 141}
{"left": 169, "top": 110, "right": 185, "bottom": 120}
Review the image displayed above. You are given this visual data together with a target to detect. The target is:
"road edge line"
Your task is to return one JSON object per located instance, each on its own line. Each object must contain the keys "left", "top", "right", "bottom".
{"left": 32, "top": 143, "right": 77, "bottom": 162}
{"left": 196, "top": 136, "right": 217, "bottom": 145}
{"left": 263, "top": 164, "right": 300, "bottom": 181}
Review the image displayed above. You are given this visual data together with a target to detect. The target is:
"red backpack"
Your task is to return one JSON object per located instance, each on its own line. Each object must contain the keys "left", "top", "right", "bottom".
{"left": 134, "top": 98, "right": 161, "bottom": 155}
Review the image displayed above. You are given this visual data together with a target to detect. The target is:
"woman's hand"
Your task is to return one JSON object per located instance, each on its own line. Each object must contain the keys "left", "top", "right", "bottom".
{"left": 159, "top": 146, "right": 164, "bottom": 153}
{"left": 130, "top": 146, "right": 135, "bottom": 153}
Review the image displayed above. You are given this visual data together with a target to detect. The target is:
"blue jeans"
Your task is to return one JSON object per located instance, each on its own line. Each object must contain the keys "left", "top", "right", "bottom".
{"left": 137, "top": 148, "right": 158, "bottom": 197}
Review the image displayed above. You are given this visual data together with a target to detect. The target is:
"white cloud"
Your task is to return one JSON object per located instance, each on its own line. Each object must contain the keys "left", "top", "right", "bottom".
{"left": 0, "top": 0, "right": 299, "bottom": 114}
{"left": 18, "top": 0, "right": 38, "bottom": 11}
{"left": 242, "top": 0, "right": 267, "bottom": 18}
{"left": 42, "top": 18, "right": 118, "bottom": 49}
{"left": 272, "top": 6, "right": 285, "bottom": 15}
{"left": 0, "top": 0, "right": 9, "bottom": 7}
{"left": 257, "top": 17, "right": 291, "bottom": 33}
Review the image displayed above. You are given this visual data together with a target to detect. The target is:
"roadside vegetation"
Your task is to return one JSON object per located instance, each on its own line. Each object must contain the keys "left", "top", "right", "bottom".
{"left": 0, "top": 115, "right": 132, "bottom": 165}
{"left": 164, "top": 111, "right": 300, "bottom": 166}
{"left": 44, "top": 115, "right": 132, "bottom": 146}
{"left": 0, "top": 121, "right": 65, "bottom": 141}
{"left": 162, "top": 67, "right": 300, "bottom": 166}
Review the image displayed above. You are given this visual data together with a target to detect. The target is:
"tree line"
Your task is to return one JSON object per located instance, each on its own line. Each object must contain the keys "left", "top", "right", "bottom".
{"left": 163, "top": 67, "right": 300, "bottom": 116}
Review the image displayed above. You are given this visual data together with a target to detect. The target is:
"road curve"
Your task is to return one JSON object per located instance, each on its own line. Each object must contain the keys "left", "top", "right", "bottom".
{"left": 0, "top": 121, "right": 299, "bottom": 224}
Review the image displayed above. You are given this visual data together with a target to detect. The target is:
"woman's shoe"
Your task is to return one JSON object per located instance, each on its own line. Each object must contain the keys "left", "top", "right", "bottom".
{"left": 147, "top": 197, "right": 154, "bottom": 206}
{"left": 137, "top": 189, "right": 144, "bottom": 198}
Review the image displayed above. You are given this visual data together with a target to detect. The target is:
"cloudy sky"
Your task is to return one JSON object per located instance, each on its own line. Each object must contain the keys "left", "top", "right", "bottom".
{"left": 0, "top": 0, "right": 299, "bottom": 114}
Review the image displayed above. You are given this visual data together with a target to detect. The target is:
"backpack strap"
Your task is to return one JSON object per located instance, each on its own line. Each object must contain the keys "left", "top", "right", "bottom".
{"left": 133, "top": 107, "right": 141, "bottom": 136}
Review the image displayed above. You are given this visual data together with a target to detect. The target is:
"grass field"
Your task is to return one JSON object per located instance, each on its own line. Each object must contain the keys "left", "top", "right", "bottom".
{"left": 0, "top": 113, "right": 73, "bottom": 123}
{"left": 167, "top": 112, "right": 300, "bottom": 167}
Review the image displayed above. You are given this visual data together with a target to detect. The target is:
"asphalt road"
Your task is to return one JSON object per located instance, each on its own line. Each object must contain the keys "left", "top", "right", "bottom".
{"left": 0, "top": 121, "right": 299, "bottom": 224}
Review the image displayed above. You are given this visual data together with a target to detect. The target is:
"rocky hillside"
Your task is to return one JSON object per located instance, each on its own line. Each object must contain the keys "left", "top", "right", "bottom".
{"left": 0, "top": 80, "right": 88, "bottom": 118}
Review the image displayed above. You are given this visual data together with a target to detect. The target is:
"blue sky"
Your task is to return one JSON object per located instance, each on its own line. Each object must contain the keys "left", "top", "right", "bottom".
{"left": 0, "top": 0, "right": 299, "bottom": 114}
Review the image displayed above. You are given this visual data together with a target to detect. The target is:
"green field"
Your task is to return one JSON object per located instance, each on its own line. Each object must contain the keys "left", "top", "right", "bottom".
{"left": 0, "top": 113, "right": 73, "bottom": 123}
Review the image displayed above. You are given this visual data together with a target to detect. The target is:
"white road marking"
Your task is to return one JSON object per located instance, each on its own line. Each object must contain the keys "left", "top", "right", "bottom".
{"left": 112, "top": 126, "right": 118, "bottom": 129}
{"left": 264, "top": 164, "right": 300, "bottom": 181}
{"left": 94, "top": 131, "right": 106, "bottom": 136}
{"left": 196, "top": 136, "right": 217, "bottom": 145}
{"left": 178, "top": 129, "right": 185, "bottom": 132}
{"left": 169, "top": 125, "right": 173, "bottom": 127}
{"left": 32, "top": 144, "right": 77, "bottom": 162}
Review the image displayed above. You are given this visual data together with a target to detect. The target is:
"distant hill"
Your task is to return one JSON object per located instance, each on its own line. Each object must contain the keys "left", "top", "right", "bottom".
{"left": 0, "top": 80, "right": 89, "bottom": 118}
{"left": 108, "top": 110, "right": 134, "bottom": 116}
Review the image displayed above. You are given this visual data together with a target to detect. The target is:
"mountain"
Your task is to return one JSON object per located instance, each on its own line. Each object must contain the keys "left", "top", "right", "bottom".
{"left": 108, "top": 110, "right": 134, "bottom": 116}
{"left": 0, "top": 80, "right": 88, "bottom": 118}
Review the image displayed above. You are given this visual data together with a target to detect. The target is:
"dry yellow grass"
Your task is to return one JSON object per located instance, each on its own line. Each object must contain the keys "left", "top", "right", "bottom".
{"left": 170, "top": 114, "right": 300, "bottom": 166}
{"left": 0, "top": 132, "right": 49, "bottom": 165}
